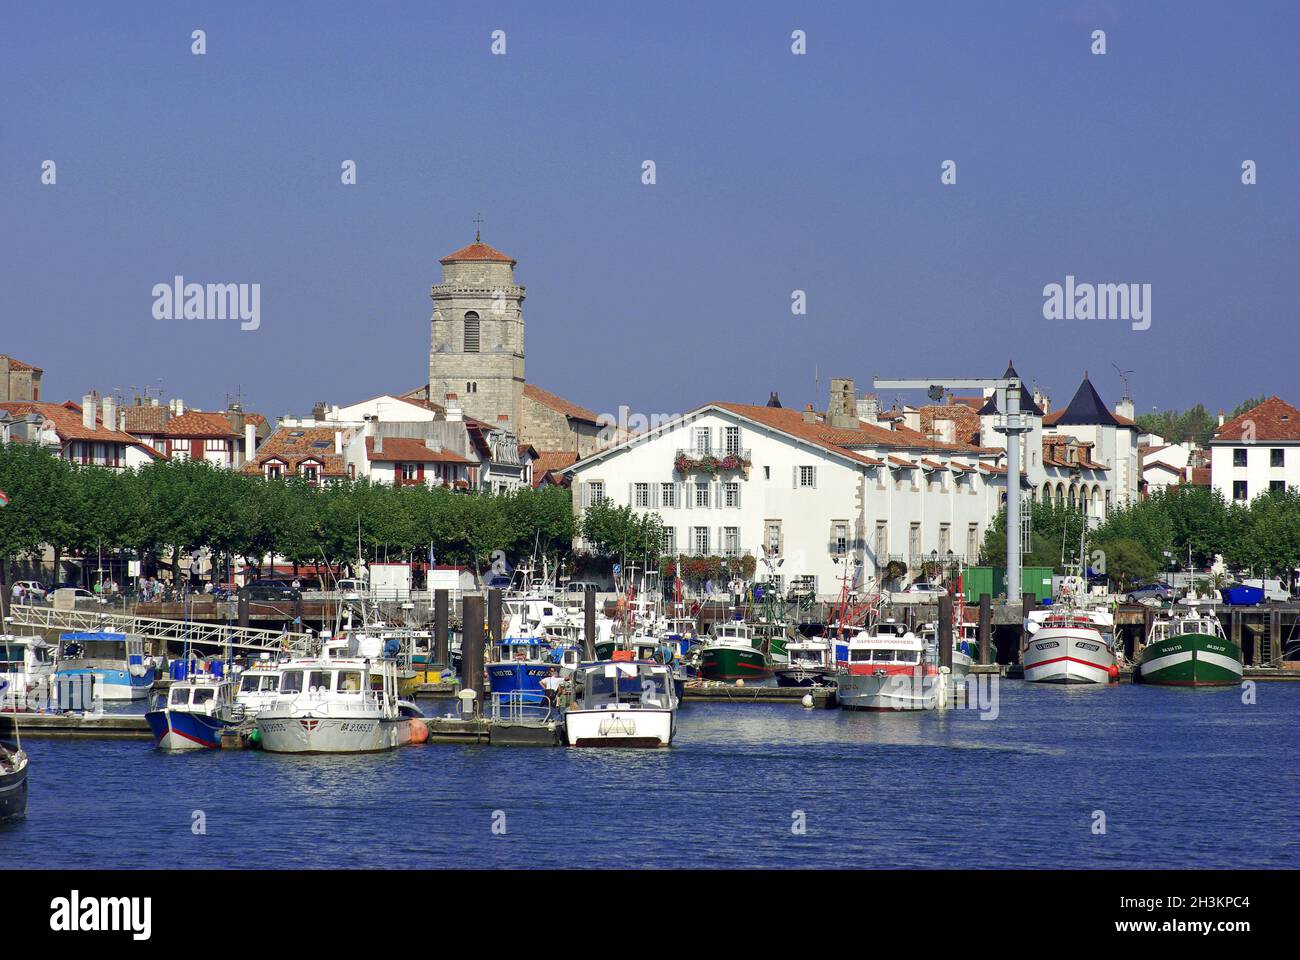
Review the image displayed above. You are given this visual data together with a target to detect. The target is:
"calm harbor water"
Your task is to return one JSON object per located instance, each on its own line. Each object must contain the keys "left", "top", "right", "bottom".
{"left": 3, "top": 681, "right": 1297, "bottom": 869}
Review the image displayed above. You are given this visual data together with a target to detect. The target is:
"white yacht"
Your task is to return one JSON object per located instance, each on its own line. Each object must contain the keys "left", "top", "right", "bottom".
{"left": 1022, "top": 606, "right": 1117, "bottom": 684}
{"left": 0, "top": 634, "right": 57, "bottom": 711}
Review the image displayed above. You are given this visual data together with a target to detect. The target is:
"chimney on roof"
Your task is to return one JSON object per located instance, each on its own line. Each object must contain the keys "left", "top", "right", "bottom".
{"left": 1115, "top": 396, "right": 1134, "bottom": 422}
{"left": 244, "top": 422, "right": 257, "bottom": 463}
{"left": 82, "top": 394, "right": 97, "bottom": 431}
{"left": 827, "top": 378, "right": 858, "bottom": 429}
{"left": 171, "top": 398, "right": 185, "bottom": 416}
{"left": 374, "top": 433, "right": 384, "bottom": 455}
{"left": 334, "top": 430, "right": 343, "bottom": 455}
{"left": 855, "top": 393, "right": 879, "bottom": 422}
{"left": 802, "top": 403, "right": 817, "bottom": 424}
{"left": 766, "top": 391, "right": 781, "bottom": 408}
{"left": 1033, "top": 387, "right": 1051, "bottom": 415}
{"left": 101, "top": 395, "right": 118, "bottom": 432}
{"left": 226, "top": 405, "right": 245, "bottom": 435}
{"left": 1218, "top": 410, "right": 1225, "bottom": 427}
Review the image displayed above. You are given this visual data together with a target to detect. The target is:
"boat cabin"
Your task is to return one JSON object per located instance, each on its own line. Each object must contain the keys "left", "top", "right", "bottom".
{"left": 59, "top": 632, "right": 146, "bottom": 667}
{"left": 1148, "top": 614, "right": 1225, "bottom": 645}
{"left": 573, "top": 662, "right": 673, "bottom": 710}
{"left": 161, "top": 676, "right": 237, "bottom": 716}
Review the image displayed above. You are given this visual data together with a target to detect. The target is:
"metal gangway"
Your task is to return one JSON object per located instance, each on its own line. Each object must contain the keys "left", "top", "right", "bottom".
{"left": 5, "top": 605, "right": 316, "bottom": 657}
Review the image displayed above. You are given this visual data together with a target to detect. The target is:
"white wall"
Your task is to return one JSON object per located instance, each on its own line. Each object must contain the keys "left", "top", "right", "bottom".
{"left": 1211, "top": 442, "right": 1300, "bottom": 503}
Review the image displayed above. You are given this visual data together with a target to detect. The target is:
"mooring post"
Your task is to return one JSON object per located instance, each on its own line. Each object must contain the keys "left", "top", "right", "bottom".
{"left": 1231, "top": 610, "right": 1244, "bottom": 664}
{"left": 433, "top": 589, "right": 449, "bottom": 668}
{"left": 488, "top": 588, "right": 502, "bottom": 645}
{"left": 1142, "top": 607, "right": 1155, "bottom": 657}
{"left": 237, "top": 586, "right": 250, "bottom": 630}
{"left": 1266, "top": 609, "right": 1280, "bottom": 665}
{"left": 583, "top": 587, "right": 597, "bottom": 660}
{"left": 1021, "top": 592, "right": 1037, "bottom": 660}
{"left": 938, "top": 593, "right": 953, "bottom": 670}
{"left": 460, "top": 594, "right": 485, "bottom": 711}
{"left": 978, "top": 593, "right": 992, "bottom": 665}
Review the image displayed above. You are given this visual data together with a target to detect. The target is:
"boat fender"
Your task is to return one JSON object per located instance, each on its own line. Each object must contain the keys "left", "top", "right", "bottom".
{"left": 1107, "top": 664, "right": 1119, "bottom": 682}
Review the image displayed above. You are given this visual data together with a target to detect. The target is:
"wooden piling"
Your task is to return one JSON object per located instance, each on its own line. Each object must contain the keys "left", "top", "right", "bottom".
{"left": 488, "top": 588, "right": 502, "bottom": 644}
{"left": 237, "top": 587, "right": 250, "bottom": 629}
{"left": 1231, "top": 610, "right": 1244, "bottom": 664}
{"left": 978, "top": 593, "right": 992, "bottom": 665}
{"left": 460, "top": 594, "right": 485, "bottom": 708}
{"left": 433, "top": 589, "right": 449, "bottom": 667}
{"left": 583, "top": 588, "right": 597, "bottom": 660}
{"left": 938, "top": 593, "right": 953, "bottom": 670}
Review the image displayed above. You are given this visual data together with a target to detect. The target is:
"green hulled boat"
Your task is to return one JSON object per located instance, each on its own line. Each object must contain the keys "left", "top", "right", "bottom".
{"left": 698, "top": 621, "right": 772, "bottom": 681}
{"left": 1138, "top": 609, "right": 1242, "bottom": 687}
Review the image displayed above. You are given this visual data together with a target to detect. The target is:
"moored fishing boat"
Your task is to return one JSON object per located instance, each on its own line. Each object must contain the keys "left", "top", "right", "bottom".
{"left": 255, "top": 641, "right": 403, "bottom": 754}
{"left": 773, "top": 636, "right": 836, "bottom": 687}
{"left": 836, "top": 620, "right": 939, "bottom": 711}
{"left": 698, "top": 620, "right": 771, "bottom": 681}
{"left": 1022, "top": 606, "right": 1117, "bottom": 684}
{"left": 917, "top": 619, "right": 979, "bottom": 680}
{"left": 0, "top": 634, "right": 57, "bottom": 711}
{"left": 146, "top": 672, "right": 241, "bottom": 750}
{"left": 54, "top": 631, "right": 155, "bottom": 701}
{"left": 0, "top": 739, "right": 28, "bottom": 822}
{"left": 565, "top": 661, "right": 676, "bottom": 747}
{"left": 1138, "top": 607, "right": 1242, "bottom": 687}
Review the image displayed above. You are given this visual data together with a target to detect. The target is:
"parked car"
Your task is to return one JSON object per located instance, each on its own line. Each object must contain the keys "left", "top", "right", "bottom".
{"left": 245, "top": 579, "right": 296, "bottom": 601}
{"left": 13, "top": 580, "right": 47, "bottom": 601}
{"left": 1123, "top": 582, "right": 1175, "bottom": 604}
{"left": 335, "top": 578, "right": 368, "bottom": 595}
{"left": 65, "top": 587, "right": 108, "bottom": 605}
{"left": 903, "top": 580, "right": 948, "bottom": 599}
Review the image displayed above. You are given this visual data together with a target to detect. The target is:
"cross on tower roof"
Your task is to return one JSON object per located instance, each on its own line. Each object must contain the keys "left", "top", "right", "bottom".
{"left": 473, "top": 211, "right": 484, "bottom": 241}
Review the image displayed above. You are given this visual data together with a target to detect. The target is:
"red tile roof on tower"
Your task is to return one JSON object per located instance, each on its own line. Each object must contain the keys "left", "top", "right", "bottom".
{"left": 1, "top": 355, "right": 42, "bottom": 373}
{"left": 1212, "top": 397, "right": 1300, "bottom": 442}
{"left": 439, "top": 240, "right": 516, "bottom": 266}
{"left": 523, "top": 384, "right": 601, "bottom": 424}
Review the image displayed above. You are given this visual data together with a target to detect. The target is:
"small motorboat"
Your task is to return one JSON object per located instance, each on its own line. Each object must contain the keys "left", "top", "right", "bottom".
{"left": 0, "top": 740, "right": 29, "bottom": 822}
{"left": 565, "top": 661, "right": 676, "bottom": 747}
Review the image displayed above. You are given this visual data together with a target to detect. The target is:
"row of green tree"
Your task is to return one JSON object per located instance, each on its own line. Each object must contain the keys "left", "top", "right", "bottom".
{"left": 1134, "top": 395, "right": 1266, "bottom": 446}
{"left": 981, "top": 485, "right": 1300, "bottom": 590}
{"left": 0, "top": 444, "right": 577, "bottom": 583}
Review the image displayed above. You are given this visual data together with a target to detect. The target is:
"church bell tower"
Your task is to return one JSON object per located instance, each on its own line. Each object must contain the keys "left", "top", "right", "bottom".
{"left": 428, "top": 228, "right": 525, "bottom": 429}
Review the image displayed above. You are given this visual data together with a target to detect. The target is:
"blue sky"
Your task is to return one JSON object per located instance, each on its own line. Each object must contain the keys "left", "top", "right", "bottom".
{"left": 3, "top": 1, "right": 1296, "bottom": 423}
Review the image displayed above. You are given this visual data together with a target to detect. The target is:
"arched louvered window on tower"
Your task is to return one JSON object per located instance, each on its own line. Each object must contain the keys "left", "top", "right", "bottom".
{"left": 463, "top": 311, "right": 480, "bottom": 352}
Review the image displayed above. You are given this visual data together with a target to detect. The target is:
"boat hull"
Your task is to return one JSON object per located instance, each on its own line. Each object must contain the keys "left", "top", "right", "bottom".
{"left": 1138, "top": 633, "right": 1242, "bottom": 687}
{"left": 837, "top": 667, "right": 939, "bottom": 711}
{"left": 256, "top": 714, "right": 400, "bottom": 754}
{"left": 699, "top": 646, "right": 771, "bottom": 682}
{"left": 0, "top": 763, "right": 27, "bottom": 822}
{"left": 486, "top": 661, "right": 550, "bottom": 696}
{"left": 565, "top": 707, "right": 674, "bottom": 747}
{"left": 1022, "top": 628, "right": 1115, "bottom": 684}
{"left": 56, "top": 666, "right": 155, "bottom": 701}
{"left": 773, "top": 664, "right": 835, "bottom": 687}
{"left": 145, "top": 709, "right": 234, "bottom": 750}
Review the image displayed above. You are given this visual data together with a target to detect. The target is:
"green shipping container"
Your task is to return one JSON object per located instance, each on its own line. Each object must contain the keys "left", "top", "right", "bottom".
{"left": 961, "top": 566, "right": 1053, "bottom": 603}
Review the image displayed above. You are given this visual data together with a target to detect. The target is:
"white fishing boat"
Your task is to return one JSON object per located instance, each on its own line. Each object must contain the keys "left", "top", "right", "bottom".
{"left": 234, "top": 660, "right": 284, "bottom": 719}
{"left": 836, "top": 620, "right": 941, "bottom": 711}
{"left": 0, "top": 634, "right": 57, "bottom": 711}
{"left": 255, "top": 638, "right": 402, "bottom": 754}
{"left": 54, "top": 631, "right": 155, "bottom": 701}
{"left": 773, "top": 636, "right": 836, "bottom": 687}
{"left": 565, "top": 661, "right": 676, "bottom": 747}
{"left": 1022, "top": 606, "right": 1117, "bottom": 684}
{"left": 917, "top": 619, "right": 979, "bottom": 680}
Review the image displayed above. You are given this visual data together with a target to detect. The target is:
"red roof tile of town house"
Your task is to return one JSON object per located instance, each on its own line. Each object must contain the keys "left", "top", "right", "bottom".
{"left": 523, "top": 383, "right": 601, "bottom": 424}
{"left": 119, "top": 404, "right": 171, "bottom": 435}
{"left": 0, "top": 400, "right": 139, "bottom": 445}
{"left": 243, "top": 426, "right": 345, "bottom": 476}
{"left": 439, "top": 240, "right": 516, "bottom": 266}
{"left": 1213, "top": 397, "right": 1300, "bottom": 442}
{"left": 531, "top": 450, "right": 579, "bottom": 487}
{"left": 364, "top": 436, "right": 475, "bottom": 464}
{"left": 165, "top": 410, "right": 239, "bottom": 438}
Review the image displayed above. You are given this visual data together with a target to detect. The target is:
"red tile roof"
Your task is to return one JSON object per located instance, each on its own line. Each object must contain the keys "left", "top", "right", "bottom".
{"left": 365, "top": 436, "right": 475, "bottom": 464}
{"left": 244, "top": 426, "right": 346, "bottom": 477}
{"left": 165, "top": 410, "right": 238, "bottom": 438}
{"left": 531, "top": 450, "right": 579, "bottom": 487}
{"left": 918, "top": 403, "right": 981, "bottom": 447}
{"left": 1213, "top": 396, "right": 1300, "bottom": 442}
{"left": 120, "top": 404, "right": 170, "bottom": 434}
{"left": 439, "top": 240, "right": 516, "bottom": 266}
{"left": 1, "top": 355, "right": 43, "bottom": 373}
{"left": 0, "top": 400, "right": 141, "bottom": 445}
{"left": 523, "top": 384, "right": 601, "bottom": 424}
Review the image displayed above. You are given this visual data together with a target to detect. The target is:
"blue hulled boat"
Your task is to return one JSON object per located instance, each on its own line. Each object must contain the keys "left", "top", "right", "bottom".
{"left": 55, "top": 632, "right": 155, "bottom": 701}
{"left": 145, "top": 671, "right": 240, "bottom": 750}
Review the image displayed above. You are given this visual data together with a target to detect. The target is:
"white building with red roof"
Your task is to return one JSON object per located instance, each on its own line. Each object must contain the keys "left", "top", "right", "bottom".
{"left": 1209, "top": 396, "right": 1300, "bottom": 503}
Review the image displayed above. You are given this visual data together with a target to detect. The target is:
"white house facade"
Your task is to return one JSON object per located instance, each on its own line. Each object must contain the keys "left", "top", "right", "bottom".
{"left": 564, "top": 400, "right": 1012, "bottom": 599}
{"left": 1209, "top": 396, "right": 1300, "bottom": 503}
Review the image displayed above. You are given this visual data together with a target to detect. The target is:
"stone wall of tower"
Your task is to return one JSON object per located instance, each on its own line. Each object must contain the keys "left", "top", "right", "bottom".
{"left": 428, "top": 258, "right": 526, "bottom": 429}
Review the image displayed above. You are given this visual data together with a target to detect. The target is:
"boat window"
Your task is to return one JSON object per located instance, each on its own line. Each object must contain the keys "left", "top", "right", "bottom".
{"left": 240, "top": 675, "right": 261, "bottom": 692}
{"left": 79, "top": 639, "right": 127, "bottom": 659}
{"left": 873, "top": 649, "right": 896, "bottom": 662}
{"left": 192, "top": 688, "right": 215, "bottom": 705}
{"left": 896, "top": 650, "right": 919, "bottom": 664}
{"left": 307, "top": 671, "right": 330, "bottom": 691}
{"left": 261, "top": 675, "right": 279, "bottom": 691}
{"left": 336, "top": 671, "right": 362, "bottom": 693}
{"left": 170, "top": 687, "right": 190, "bottom": 705}
{"left": 849, "top": 649, "right": 873, "bottom": 662}
{"left": 280, "top": 671, "right": 304, "bottom": 694}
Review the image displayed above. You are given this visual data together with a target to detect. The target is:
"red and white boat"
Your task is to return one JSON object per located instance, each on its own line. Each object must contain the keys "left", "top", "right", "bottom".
{"left": 836, "top": 620, "right": 940, "bottom": 711}
{"left": 1021, "top": 607, "right": 1117, "bottom": 684}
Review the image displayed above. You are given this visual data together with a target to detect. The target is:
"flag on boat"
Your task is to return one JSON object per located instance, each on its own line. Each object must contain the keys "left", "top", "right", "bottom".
{"left": 0, "top": 490, "right": 9, "bottom": 508}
